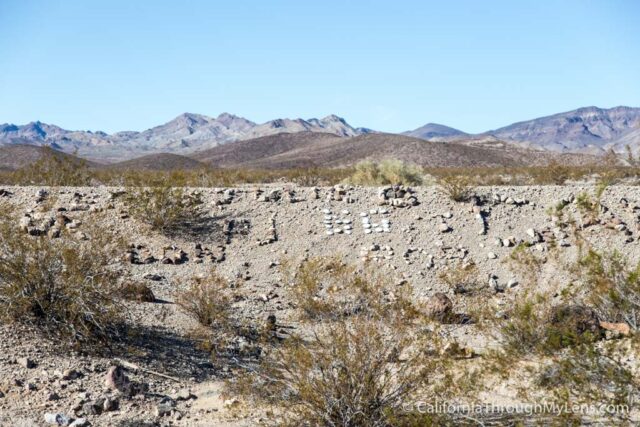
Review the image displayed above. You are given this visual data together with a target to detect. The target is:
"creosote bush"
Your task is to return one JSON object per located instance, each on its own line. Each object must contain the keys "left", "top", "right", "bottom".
{"left": 579, "top": 249, "right": 640, "bottom": 331}
{"left": 436, "top": 174, "right": 473, "bottom": 202}
{"left": 175, "top": 271, "right": 231, "bottom": 328}
{"left": 498, "top": 293, "right": 602, "bottom": 357}
{"left": 226, "top": 258, "right": 475, "bottom": 426}
{"left": 347, "top": 159, "right": 424, "bottom": 186}
{"left": 125, "top": 184, "right": 204, "bottom": 232}
{"left": 237, "top": 317, "right": 443, "bottom": 427}
{"left": 0, "top": 210, "right": 124, "bottom": 347}
{"left": 535, "top": 342, "right": 639, "bottom": 421}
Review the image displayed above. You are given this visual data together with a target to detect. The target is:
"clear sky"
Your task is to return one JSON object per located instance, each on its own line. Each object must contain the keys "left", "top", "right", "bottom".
{"left": 0, "top": 0, "right": 638, "bottom": 134}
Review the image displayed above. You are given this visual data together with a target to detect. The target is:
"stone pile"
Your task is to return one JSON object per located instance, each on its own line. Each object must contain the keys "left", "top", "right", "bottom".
{"left": 377, "top": 185, "right": 418, "bottom": 207}
{"left": 491, "top": 193, "right": 530, "bottom": 206}
{"left": 327, "top": 184, "right": 355, "bottom": 203}
{"left": 215, "top": 188, "right": 235, "bottom": 206}
{"left": 258, "top": 215, "right": 278, "bottom": 246}
{"left": 161, "top": 245, "right": 187, "bottom": 265}
{"left": 194, "top": 243, "right": 226, "bottom": 263}
{"left": 256, "top": 189, "right": 281, "bottom": 202}
{"left": 125, "top": 244, "right": 156, "bottom": 264}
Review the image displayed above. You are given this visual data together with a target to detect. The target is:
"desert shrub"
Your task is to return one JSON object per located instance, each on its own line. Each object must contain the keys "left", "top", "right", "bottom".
{"left": 124, "top": 184, "right": 204, "bottom": 232}
{"left": 347, "top": 160, "right": 423, "bottom": 186}
{"left": 11, "top": 147, "right": 92, "bottom": 186}
{"left": 579, "top": 250, "right": 640, "bottom": 331}
{"left": 230, "top": 315, "right": 446, "bottom": 427}
{"left": 175, "top": 272, "right": 231, "bottom": 328}
{"left": 226, "top": 258, "right": 492, "bottom": 426}
{"left": 536, "top": 342, "right": 638, "bottom": 423}
{"left": 532, "top": 160, "right": 572, "bottom": 185}
{"left": 0, "top": 212, "right": 124, "bottom": 347}
{"left": 438, "top": 262, "right": 482, "bottom": 294}
{"left": 118, "top": 281, "right": 155, "bottom": 303}
{"left": 575, "top": 184, "right": 608, "bottom": 226}
{"left": 499, "top": 294, "right": 602, "bottom": 356}
{"left": 284, "top": 257, "right": 420, "bottom": 322}
{"left": 436, "top": 175, "right": 473, "bottom": 202}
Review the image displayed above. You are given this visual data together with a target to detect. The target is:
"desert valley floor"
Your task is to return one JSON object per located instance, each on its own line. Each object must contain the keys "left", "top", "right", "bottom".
{"left": 0, "top": 184, "right": 639, "bottom": 426}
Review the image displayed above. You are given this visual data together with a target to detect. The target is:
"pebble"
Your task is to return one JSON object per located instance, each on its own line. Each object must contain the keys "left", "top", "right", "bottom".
{"left": 44, "top": 413, "right": 72, "bottom": 426}
{"left": 18, "top": 357, "right": 35, "bottom": 369}
{"left": 487, "top": 252, "right": 498, "bottom": 259}
{"left": 438, "top": 223, "right": 452, "bottom": 233}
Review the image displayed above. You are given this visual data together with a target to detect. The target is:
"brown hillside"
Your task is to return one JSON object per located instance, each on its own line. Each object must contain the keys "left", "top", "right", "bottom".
{"left": 0, "top": 144, "right": 99, "bottom": 171}
{"left": 192, "top": 132, "right": 595, "bottom": 169}
{"left": 107, "top": 153, "right": 206, "bottom": 171}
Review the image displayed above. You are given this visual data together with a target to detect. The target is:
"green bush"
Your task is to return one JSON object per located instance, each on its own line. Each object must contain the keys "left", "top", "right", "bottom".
{"left": 580, "top": 249, "right": 640, "bottom": 331}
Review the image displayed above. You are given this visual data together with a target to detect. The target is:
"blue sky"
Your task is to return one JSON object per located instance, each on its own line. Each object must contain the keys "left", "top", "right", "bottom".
{"left": 0, "top": 0, "right": 638, "bottom": 134}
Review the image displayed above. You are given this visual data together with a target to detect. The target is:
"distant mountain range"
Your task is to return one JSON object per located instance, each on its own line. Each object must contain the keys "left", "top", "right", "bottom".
{"left": 0, "top": 113, "right": 373, "bottom": 162}
{"left": 0, "top": 106, "right": 638, "bottom": 163}
{"left": 405, "top": 106, "right": 640, "bottom": 155}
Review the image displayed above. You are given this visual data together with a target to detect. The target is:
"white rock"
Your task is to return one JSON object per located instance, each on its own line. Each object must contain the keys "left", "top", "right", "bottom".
{"left": 438, "top": 223, "right": 452, "bottom": 233}
{"left": 487, "top": 252, "right": 498, "bottom": 259}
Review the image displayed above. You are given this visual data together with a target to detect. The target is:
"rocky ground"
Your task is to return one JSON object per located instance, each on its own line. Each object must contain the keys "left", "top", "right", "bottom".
{"left": 0, "top": 183, "right": 639, "bottom": 426}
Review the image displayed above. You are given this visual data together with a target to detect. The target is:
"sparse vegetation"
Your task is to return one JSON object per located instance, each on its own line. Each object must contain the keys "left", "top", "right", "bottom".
{"left": 228, "top": 256, "right": 459, "bottom": 427}
{"left": 507, "top": 243, "right": 547, "bottom": 285}
{"left": 10, "top": 147, "right": 93, "bottom": 186}
{"left": 176, "top": 271, "right": 231, "bottom": 328}
{"left": 436, "top": 174, "right": 473, "bottom": 202}
{"left": 579, "top": 249, "right": 640, "bottom": 331}
{"left": 124, "top": 184, "right": 204, "bottom": 232}
{"left": 347, "top": 159, "right": 424, "bottom": 186}
{"left": 284, "top": 257, "right": 420, "bottom": 322}
{"left": 234, "top": 317, "right": 444, "bottom": 427}
{"left": 536, "top": 342, "right": 638, "bottom": 423}
{"left": 438, "top": 262, "right": 481, "bottom": 294}
{"left": 0, "top": 209, "right": 124, "bottom": 347}
{"left": 498, "top": 293, "right": 602, "bottom": 357}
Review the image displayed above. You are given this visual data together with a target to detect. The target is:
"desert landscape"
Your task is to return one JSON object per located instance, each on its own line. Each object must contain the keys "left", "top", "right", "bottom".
{"left": 0, "top": 150, "right": 639, "bottom": 425}
{"left": 2, "top": 1, "right": 639, "bottom": 425}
